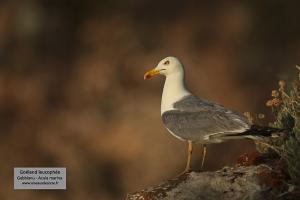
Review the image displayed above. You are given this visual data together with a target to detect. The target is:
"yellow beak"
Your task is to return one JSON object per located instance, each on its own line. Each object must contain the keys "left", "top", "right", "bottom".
{"left": 144, "top": 69, "right": 160, "bottom": 80}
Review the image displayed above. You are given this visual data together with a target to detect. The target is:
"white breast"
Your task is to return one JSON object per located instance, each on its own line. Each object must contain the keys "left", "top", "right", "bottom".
{"left": 160, "top": 73, "right": 190, "bottom": 115}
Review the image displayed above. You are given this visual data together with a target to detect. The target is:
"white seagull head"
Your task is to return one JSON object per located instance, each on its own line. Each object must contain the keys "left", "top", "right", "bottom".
{"left": 144, "top": 56, "right": 184, "bottom": 79}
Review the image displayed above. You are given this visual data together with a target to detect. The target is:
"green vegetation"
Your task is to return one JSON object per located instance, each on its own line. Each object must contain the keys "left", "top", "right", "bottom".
{"left": 266, "top": 66, "right": 300, "bottom": 184}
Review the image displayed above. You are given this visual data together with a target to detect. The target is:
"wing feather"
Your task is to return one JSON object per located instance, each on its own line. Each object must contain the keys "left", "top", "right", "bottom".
{"left": 161, "top": 95, "right": 250, "bottom": 143}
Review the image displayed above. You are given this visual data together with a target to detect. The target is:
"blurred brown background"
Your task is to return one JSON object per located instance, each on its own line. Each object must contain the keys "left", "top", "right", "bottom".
{"left": 1, "top": 0, "right": 300, "bottom": 199}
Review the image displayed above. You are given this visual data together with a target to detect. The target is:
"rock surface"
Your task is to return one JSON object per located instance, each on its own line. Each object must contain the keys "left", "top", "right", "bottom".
{"left": 126, "top": 163, "right": 293, "bottom": 200}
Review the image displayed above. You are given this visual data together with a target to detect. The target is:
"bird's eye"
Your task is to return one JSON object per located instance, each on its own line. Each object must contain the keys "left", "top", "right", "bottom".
{"left": 163, "top": 60, "right": 170, "bottom": 65}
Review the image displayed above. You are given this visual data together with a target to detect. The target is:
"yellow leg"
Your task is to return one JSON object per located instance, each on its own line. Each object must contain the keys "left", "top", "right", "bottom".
{"left": 184, "top": 141, "right": 193, "bottom": 173}
{"left": 201, "top": 144, "right": 207, "bottom": 170}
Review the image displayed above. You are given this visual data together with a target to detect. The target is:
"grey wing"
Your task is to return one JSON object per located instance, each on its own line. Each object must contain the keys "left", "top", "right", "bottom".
{"left": 162, "top": 95, "right": 251, "bottom": 142}
{"left": 162, "top": 110, "right": 250, "bottom": 142}
{"left": 174, "top": 95, "right": 250, "bottom": 123}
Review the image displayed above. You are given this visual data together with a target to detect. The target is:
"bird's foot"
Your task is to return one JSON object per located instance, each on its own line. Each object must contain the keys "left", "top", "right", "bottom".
{"left": 177, "top": 167, "right": 192, "bottom": 177}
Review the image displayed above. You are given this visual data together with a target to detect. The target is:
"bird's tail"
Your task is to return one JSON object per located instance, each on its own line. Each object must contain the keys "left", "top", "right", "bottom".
{"left": 226, "top": 125, "right": 286, "bottom": 139}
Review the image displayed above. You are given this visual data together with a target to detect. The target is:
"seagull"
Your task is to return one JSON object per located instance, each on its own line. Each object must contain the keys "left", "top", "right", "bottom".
{"left": 144, "top": 56, "right": 282, "bottom": 173}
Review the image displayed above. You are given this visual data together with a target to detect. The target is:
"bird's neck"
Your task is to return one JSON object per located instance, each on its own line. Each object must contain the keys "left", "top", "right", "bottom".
{"left": 161, "top": 73, "right": 190, "bottom": 115}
